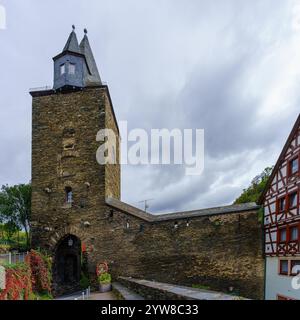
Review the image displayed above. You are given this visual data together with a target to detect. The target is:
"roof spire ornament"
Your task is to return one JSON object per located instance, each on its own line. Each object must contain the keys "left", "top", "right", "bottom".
{"left": 84, "top": 28, "right": 88, "bottom": 35}
{"left": 72, "top": 25, "right": 75, "bottom": 31}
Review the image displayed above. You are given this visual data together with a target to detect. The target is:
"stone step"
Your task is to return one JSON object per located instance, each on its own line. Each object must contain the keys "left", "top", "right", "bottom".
{"left": 112, "top": 282, "right": 145, "bottom": 300}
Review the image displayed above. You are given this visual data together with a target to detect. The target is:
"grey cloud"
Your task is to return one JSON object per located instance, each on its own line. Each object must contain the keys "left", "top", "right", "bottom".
{"left": 0, "top": 0, "right": 299, "bottom": 213}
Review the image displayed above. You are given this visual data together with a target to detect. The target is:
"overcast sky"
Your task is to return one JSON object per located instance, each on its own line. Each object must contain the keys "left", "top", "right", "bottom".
{"left": 0, "top": 0, "right": 299, "bottom": 213}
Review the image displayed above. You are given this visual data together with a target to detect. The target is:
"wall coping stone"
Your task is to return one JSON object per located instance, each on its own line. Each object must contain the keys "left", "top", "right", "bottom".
{"left": 106, "top": 197, "right": 260, "bottom": 222}
{"left": 119, "top": 277, "right": 248, "bottom": 300}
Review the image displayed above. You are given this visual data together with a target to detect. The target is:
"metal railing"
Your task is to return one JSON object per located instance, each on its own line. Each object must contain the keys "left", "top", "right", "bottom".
{"left": 74, "top": 287, "right": 91, "bottom": 300}
{"left": 29, "top": 85, "right": 53, "bottom": 92}
{"left": 0, "top": 252, "right": 27, "bottom": 265}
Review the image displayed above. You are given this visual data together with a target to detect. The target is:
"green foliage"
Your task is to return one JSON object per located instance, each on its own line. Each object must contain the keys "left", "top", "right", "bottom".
{"left": 0, "top": 184, "right": 31, "bottom": 248}
{"left": 192, "top": 284, "right": 211, "bottom": 290}
{"left": 98, "top": 272, "right": 111, "bottom": 284}
{"left": 234, "top": 167, "right": 274, "bottom": 204}
{"left": 258, "top": 207, "right": 264, "bottom": 223}
{"left": 28, "top": 292, "right": 53, "bottom": 300}
{"left": 80, "top": 273, "right": 90, "bottom": 289}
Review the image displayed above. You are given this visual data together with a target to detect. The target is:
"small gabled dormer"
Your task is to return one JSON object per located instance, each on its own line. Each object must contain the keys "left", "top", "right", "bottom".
{"left": 53, "top": 26, "right": 102, "bottom": 91}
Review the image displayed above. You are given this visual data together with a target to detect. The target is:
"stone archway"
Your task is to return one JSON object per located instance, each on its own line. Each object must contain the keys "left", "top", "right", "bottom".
{"left": 53, "top": 234, "right": 81, "bottom": 295}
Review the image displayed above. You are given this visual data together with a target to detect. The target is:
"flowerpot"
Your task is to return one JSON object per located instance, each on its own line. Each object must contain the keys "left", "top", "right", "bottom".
{"left": 99, "top": 283, "right": 112, "bottom": 293}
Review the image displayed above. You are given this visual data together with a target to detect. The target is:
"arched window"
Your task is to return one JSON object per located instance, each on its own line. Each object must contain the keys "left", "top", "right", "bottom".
{"left": 65, "top": 187, "right": 73, "bottom": 204}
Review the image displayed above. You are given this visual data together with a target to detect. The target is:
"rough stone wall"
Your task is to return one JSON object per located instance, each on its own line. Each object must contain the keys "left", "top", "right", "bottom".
{"left": 31, "top": 87, "right": 118, "bottom": 251}
{"left": 104, "top": 93, "right": 121, "bottom": 200}
{"left": 96, "top": 207, "right": 264, "bottom": 300}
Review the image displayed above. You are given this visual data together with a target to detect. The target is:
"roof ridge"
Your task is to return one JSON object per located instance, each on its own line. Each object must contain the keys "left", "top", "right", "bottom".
{"left": 258, "top": 113, "right": 300, "bottom": 204}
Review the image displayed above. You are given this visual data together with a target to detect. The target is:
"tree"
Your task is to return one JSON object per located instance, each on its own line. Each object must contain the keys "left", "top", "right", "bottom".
{"left": 3, "top": 221, "right": 19, "bottom": 242}
{"left": 0, "top": 184, "right": 31, "bottom": 248}
{"left": 234, "top": 167, "right": 274, "bottom": 204}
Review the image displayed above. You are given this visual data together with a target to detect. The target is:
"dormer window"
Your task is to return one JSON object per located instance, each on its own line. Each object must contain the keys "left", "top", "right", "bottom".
{"left": 65, "top": 187, "right": 73, "bottom": 204}
{"left": 60, "top": 64, "right": 66, "bottom": 75}
{"left": 69, "top": 63, "right": 76, "bottom": 75}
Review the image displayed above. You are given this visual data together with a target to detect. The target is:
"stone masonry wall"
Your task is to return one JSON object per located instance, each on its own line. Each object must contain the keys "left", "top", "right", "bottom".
{"left": 31, "top": 87, "right": 119, "bottom": 251}
{"left": 98, "top": 207, "right": 264, "bottom": 300}
{"left": 31, "top": 87, "right": 264, "bottom": 299}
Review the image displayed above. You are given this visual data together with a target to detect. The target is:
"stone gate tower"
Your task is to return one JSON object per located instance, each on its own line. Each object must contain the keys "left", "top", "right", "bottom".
{"left": 30, "top": 27, "right": 120, "bottom": 294}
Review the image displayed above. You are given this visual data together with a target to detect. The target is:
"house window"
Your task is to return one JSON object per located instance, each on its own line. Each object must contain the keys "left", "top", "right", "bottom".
{"left": 289, "top": 157, "right": 299, "bottom": 176}
{"left": 277, "top": 295, "right": 289, "bottom": 300}
{"left": 289, "top": 192, "right": 297, "bottom": 209}
{"left": 290, "top": 226, "right": 299, "bottom": 242}
{"left": 69, "top": 63, "right": 76, "bottom": 75}
{"left": 279, "top": 228, "right": 287, "bottom": 242}
{"left": 277, "top": 295, "right": 294, "bottom": 300}
{"left": 279, "top": 260, "right": 289, "bottom": 275}
{"left": 65, "top": 187, "right": 73, "bottom": 204}
{"left": 278, "top": 197, "right": 286, "bottom": 213}
{"left": 60, "top": 64, "right": 66, "bottom": 75}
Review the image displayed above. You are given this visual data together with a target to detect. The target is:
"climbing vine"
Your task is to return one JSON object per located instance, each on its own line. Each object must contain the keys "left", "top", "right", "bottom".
{"left": 28, "top": 250, "right": 52, "bottom": 294}
{"left": 0, "top": 250, "right": 52, "bottom": 300}
{"left": 0, "top": 262, "right": 32, "bottom": 300}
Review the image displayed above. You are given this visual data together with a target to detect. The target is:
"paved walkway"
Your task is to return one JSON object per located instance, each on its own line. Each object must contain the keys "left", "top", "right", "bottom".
{"left": 56, "top": 291, "right": 117, "bottom": 300}
{"left": 89, "top": 292, "right": 117, "bottom": 300}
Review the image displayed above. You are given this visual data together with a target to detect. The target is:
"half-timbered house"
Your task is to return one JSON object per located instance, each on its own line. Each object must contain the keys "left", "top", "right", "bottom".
{"left": 260, "top": 114, "right": 300, "bottom": 300}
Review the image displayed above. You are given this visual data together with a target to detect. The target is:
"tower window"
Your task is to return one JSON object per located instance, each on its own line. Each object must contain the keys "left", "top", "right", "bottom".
{"left": 69, "top": 63, "right": 76, "bottom": 75}
{"left": 60, "top": 64, "right": 66, "bottom": 75}
{"left": 65, "top": 187, "right": 73, "bottom": 204}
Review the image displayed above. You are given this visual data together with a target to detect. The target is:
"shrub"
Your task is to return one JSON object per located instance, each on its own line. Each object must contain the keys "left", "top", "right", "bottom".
{"left": 27, "top": 250, "right": 52, "bottom": 295}
{"left": 80, "top": 273, "right": 90, "bottom": 289}
{"left": 0, "top": 263, "right": 32, "bottom": 300}
{"left": 98, "top": 272, "right": 111, "bottom": 284}
{"left": 0, "top": 250, "right": 53, "bottom": 300}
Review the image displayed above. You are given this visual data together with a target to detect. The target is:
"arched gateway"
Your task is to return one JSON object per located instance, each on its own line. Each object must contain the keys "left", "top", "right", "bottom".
{"left": 53, "top": 235, "right": 82, "bottom": 294}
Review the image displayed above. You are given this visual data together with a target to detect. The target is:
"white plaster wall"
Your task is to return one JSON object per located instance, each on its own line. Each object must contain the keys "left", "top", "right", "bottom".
{"left": 266, "top": 257, "right": 300, "bottom": 300}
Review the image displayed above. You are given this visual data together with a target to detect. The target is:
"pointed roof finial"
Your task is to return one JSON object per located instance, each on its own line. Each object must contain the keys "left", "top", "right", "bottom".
{"left": 84, "top": 28, "right": 88, "bottom": 35}
{"left": 72, "top": 25, "right": 75, "bottom": 31}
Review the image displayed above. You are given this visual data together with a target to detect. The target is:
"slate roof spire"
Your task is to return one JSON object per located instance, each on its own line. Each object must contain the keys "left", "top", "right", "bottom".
{"left": 53, "top": 26, "right": 102, "bottom": 90}
{"left": 79, "top": 29, "right": 102, "bottom": 86}
{"left": 63, "top": 25, "right": 81, "bottom": 54}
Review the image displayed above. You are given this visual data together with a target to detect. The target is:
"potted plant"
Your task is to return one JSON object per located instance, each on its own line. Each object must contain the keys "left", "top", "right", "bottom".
{"left": 96, "top": 262, "right": 112, "bottom": 293}
{"left": 98, "top": 272, "right": 112, "bottom": 293}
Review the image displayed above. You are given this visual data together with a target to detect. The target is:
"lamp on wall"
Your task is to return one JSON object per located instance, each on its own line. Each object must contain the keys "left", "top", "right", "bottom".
{"left": 68, "top": 238, "right": 74, "bottom": 247}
